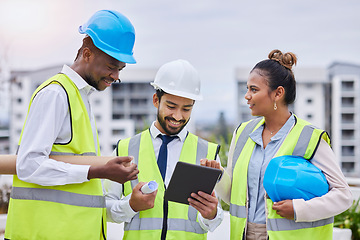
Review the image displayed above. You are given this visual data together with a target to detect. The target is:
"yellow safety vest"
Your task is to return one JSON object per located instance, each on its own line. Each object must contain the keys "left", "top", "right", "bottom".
{"left": 229, "top": 115, "right": 333, "bottom": 240}
{"left": 117, "top": 130, "right": 220, "bottom": 240}
{"left": 5, "top": 74, "right": 106, "bottom": 240}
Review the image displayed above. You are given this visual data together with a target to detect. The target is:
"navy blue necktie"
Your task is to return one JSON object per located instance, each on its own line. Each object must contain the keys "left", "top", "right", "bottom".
{"left": 157, "top": 135, "right": 177, "bottom": 181}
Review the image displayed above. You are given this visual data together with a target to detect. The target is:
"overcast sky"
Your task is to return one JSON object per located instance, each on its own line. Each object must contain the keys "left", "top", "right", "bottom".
{"left": 1, "top": 0, "right": 360, "bottom": 125}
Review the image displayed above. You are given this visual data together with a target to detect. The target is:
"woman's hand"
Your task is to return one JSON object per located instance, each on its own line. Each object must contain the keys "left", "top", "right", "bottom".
{"left": 200, "top": 159, "right": 221, "bottom": 170}
{"left": 272, "top": 200, "right": 294, "bottom": 220}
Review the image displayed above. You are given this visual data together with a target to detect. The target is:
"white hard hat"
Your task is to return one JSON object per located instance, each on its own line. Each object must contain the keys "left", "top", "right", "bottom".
{"left": 150, "top": 59, "right": 203, "bottom": 101}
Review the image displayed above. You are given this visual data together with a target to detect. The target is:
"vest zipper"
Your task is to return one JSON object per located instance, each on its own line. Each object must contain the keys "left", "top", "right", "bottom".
{"left": 102, "top": 217, "right": 107, "bottom": 240}
{"left": 161, "top": 185, "right": 169, "bottom": 240}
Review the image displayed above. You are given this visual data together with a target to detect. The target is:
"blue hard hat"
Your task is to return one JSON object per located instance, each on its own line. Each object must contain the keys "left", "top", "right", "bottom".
{"left": 263, "top": 155, "right": 329, "bottom": 202}
{"left": 79, "top": 10, "right": 136, "bottom": 64}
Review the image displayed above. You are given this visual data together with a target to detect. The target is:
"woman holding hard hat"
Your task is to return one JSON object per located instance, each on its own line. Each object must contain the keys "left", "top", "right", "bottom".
{"left": 202, "top": 49, "right": 352, "bottom": 240}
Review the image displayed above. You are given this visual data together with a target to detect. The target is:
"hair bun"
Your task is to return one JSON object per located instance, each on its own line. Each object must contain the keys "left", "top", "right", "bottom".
{"left": 268, "top": 49, "right": 297, "bottom": 70}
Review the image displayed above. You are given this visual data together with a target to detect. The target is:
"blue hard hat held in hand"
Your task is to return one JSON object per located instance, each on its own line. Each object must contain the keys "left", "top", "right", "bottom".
{"left": 263, "top": 155, "right": 329, "bottom": 202}
{"left": 79, "top": 9, "right": 136, "bottom": 64}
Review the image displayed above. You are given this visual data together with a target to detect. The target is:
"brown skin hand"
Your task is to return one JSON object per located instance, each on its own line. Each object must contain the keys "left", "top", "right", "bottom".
{"left": 272, "top": 200, "right": 295, "bottom": 220}
{"left": 188, "top": 191, "right": 218, "bottom": 220}
{"left": 87, "top": 156, "right": 139, "bottom": 184}
{"left": 129, "top": 182, "right": 158, "bottom": 212}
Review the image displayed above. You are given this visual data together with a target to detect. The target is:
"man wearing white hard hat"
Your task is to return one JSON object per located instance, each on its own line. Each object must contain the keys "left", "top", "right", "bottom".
{"left": 5, "top": 10, "right": 139, "bottom": 240}
{"left": 104, "top": 59, "right": 224, "bottom": 240}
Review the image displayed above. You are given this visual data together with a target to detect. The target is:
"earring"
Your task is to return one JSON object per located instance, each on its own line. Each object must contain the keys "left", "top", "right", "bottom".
{"left": 274, "top": 102, "right": 277, "bottom": 110}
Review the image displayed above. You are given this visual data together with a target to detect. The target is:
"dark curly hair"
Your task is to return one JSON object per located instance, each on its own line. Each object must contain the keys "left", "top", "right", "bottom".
{"left": 250, "top": 49, "right": 298, "bottom": 105}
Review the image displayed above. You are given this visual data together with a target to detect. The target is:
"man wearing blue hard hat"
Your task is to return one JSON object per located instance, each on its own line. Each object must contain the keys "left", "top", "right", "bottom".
{"left": 5, "top": 10, "right": 139, "bottom": 240}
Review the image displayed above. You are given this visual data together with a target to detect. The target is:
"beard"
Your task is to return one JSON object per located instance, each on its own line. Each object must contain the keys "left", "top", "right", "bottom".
{"left": 85, "top": 73, "right": 112, "bottom": 91}
{"left": 84, "top": 74, "right": 100, "bottom": 91}
{"left": 157, "top": 110, "right": 189, "bottom": 136}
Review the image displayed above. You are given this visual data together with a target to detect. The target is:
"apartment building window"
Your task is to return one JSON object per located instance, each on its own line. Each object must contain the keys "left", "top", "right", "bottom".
{"left": 113, "top": 99, "right": 124, "bottom": 111}
{"left": 130, "top": 114, "right": 147, "bottom": 121}
{"left": 341, "top": 97, "right": 354, "bottom": 107}
{"left": 306, "top": 98, "right": 313, "bottom": 104}
{"left": 112, "top": 129, "right": 125, "bottom": 135}
{"left": 17, "top": 98, "right": 22, "bottom": 103}
{"left": 128, "top": 83, "right": 135, "bottom": 91}
{"left": 113, "top": 99, "right": 124, "bottom": 105}
{"left": 342, "top": 129, "right": 355, "bottom": 140}
{"left": 112, "top": 114, "right": 125, "bottom": 120}
{"left": 342, "top": 146, "right": 355, "bottom": 156}
{"left": 342, "top": 162, "right": 355, "bottom": 173}
{"left": 130, "top": 98, "right": 147, "bottom": 106}
{"left": 341, "top": 113, "right": 354, "bottom": 124}
{"left": 306, "top": 114, "right": 313, "bottom": 119}
{"left": 112, "top": 83, "right": 121, "bottom": 90}
{"left": 95, "top": 115, "right": 101, "bottom": 121}
{"left": 16, "top": 81, "right": 22, "bottom": 89}
{"left": 341, "top": 81, "right": 354, "bottom": 91}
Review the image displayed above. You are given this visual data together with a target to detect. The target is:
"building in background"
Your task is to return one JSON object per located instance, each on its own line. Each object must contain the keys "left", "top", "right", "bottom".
{"left": 0, "top": 55, "right": 11, "bottom": 155}
{"left": 8, "top": 65, "right": 157, "bottom": 156}
{"left": 235, "top": 63, "right": 360, "bottom": 177}
{"left": 235, "top": 67, "right": 328, "bottom": 129}
{"left": 9, "top": 66, "right": 61, "bottom": 155}
{"left": 329, "top": 62, "right": 360, "bottom": 176}
{"left": 7, "top": 62, "right": 360, "bottom": 175}
{"left": 0, "top": 129, "right": 9, "bottom": 154}
{"left": 91, "top": 68, "right": 158, "bottom": 155}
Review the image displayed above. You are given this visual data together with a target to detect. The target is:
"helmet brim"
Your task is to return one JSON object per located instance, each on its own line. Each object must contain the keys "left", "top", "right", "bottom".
{"left": 150, "top": 82, "right": 203, "bottom": 101}
{"left": 100, "top": 48, "right": 136, "bottom": 64}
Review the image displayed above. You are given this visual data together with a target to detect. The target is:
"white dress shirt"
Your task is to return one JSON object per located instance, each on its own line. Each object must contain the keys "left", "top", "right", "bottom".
{"left": 104, "top": 122, "right": 224, "bottom": 232}
{"left": 16, "top": 65, "right": 97, "bottom": 186}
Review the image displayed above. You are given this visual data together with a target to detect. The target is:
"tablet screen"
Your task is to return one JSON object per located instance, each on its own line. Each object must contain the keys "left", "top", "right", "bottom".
{"left": 164, "top": 161, "right": 223, "bottom": 205}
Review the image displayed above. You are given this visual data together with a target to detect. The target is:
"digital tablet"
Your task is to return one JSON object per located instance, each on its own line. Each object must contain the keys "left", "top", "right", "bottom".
{"left": 164, "top": 161, "right": 223, "bottom": 205}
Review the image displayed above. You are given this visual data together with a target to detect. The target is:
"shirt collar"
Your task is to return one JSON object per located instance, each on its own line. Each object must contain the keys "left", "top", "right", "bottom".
{"left": 61, "top": 64, "right": 95, "bottom": 96}
{"left": 250, "top": 113, "right": 295, "bottom": 144}
{"left": 149, "top": 121, "right": 188, "bottom": 142}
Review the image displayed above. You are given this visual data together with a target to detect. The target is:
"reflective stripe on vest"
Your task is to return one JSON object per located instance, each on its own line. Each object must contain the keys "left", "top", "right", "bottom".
{"left": 229, "top": 203, "right": 246, "bottom": 219}
{"left": 229, "top": 117, "right": 262, "bottom": 219}
{"left": 292, "top": 125, "right": 316, "bottom": 156}
{"left": 267, "top": 217, "right": 334, "bottom": 231}
{"left": 231, "top": 117, "right": 262, "bottom": 171}
{"left": 11, "top": 186, "right": 105, "bottom": 208}
{"left": 49, "top": 151, "right": 97, "bottom": 156}
{"left": 124, "top": 207, "right": 204, "bottom": 234}
{"left": 118, "top": 130, "right": 218, "bottom": 238}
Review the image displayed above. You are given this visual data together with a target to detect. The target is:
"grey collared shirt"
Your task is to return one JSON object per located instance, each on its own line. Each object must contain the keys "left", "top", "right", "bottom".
{"left": 247, "top": 114, "right": 295, "bottom": 223}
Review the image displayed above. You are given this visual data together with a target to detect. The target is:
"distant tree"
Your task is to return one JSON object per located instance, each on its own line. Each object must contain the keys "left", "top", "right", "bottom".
{"left": 216, "top": 111, "right": 228, "bottom": 143}
{"left": 208, "top": 115, "right": 233, "bottom": 211}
